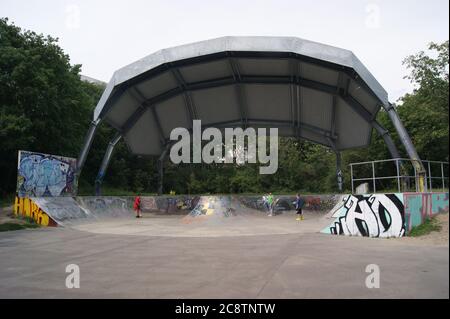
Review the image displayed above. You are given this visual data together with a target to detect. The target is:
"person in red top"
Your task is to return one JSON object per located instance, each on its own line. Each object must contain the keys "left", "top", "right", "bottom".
{"left": 133, "top": 195, "right": 142, "bottom": 218}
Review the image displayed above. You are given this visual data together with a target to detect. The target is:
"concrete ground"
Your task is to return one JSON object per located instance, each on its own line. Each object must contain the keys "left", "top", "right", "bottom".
{"left": 0, "top": 212, "right": 448, "bottom": 299}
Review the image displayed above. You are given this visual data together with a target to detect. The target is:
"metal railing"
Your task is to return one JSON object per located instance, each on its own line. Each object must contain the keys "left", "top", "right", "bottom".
{"left": 350, "top": 158, "right": 449, "bottom": 194}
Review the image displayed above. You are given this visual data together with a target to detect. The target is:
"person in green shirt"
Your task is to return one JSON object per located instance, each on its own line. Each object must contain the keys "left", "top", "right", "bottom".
{"left": 267, "top": 193, "right": 274, "bottom": 217}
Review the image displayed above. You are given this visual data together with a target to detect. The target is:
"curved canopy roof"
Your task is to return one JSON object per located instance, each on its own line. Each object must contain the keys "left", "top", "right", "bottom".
{"left": 94, "top": 36, "right": 389, "bottom": 156}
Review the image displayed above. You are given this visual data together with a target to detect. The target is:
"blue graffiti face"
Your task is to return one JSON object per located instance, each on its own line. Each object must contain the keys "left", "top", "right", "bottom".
{"left": 17, "top": 152, "right": 76, "bottom": 197}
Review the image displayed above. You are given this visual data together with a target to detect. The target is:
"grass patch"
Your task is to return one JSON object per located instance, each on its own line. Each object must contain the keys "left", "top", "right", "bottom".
{"left": 408, "top": 217, "right": 442, "bottom": 237}
{"left": 0, "top": 215, "right": 40, "bottom": 232}
{"left": 0, "top": 221, "right": 40, "bottom": 232}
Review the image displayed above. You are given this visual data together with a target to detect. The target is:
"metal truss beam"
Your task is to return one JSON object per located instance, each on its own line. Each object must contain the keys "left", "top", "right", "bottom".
{"left": 117, "top": 73, "right": 353, "bottom": 146}
{"left": 170, "top": 67, "right": 197, "bottom": 124}
{"left": 123, "top": 87, "right": 166, "bottom": 147}
{"left": 228, "top": 57, "right": 248, "bottom": 128}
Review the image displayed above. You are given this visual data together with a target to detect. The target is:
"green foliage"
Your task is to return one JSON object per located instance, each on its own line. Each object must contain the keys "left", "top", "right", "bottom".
{"left": 408, "top": 217, "right": 442, "bottom": 237}
{"left": 0, "top": 216, "right": 40, "bottom": 232}
{"left": 0, "top": 17, "right": 100, "bottom": 195}
{"left": 0, "top": 223, "right": 29, "bottom": 231}
{"left": 0, "top": 18, "right": 448, "bottom": 196}
{"left": 398, "top": 41, "right": 449, "bottom": 161}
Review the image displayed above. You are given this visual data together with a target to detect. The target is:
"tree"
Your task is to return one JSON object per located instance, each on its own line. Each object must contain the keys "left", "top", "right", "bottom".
{"left": 341, "top": 40, "right": 449, "bottom": 192}
{"left": 398, "top": 41, "right": 449, "bottom": 161}
{"left": 0, "top": 18, "right": 97, "bottom": 195}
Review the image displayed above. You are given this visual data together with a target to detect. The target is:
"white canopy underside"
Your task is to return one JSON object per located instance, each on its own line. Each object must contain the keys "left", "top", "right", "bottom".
{"left": 94, "top": 36, "right": 388, "bottom": 156}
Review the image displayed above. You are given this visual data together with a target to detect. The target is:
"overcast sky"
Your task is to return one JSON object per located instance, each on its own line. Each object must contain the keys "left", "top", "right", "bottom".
{"left": 1, "top": 0, "right": 448, "bottom": 101}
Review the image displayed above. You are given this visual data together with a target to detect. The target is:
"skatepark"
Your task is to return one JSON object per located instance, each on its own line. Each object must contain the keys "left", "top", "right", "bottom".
{"left": 1, "top": 195, "right": 448, "bottom": 299}
{"left": 1, "top": 35, "right": 449, "bottom": 299}
{"left": 1, "top": 192, "right": 448, "bottom": 298}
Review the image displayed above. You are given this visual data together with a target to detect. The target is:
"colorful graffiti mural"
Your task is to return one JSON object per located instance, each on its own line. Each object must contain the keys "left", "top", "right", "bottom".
{"left": 188, "top": 196, "right": 238, "bottom": 218}
{"left": 322, "top": 192, "right": 449, "bottom": 237}
{"left": 14, "top": 197, "right": 57, "bottom": 226}
{"left": 16, "top": 150, "right": 77, "bottom": 197}
{"left": 137, "top": 196, "right": 200, "bottom": 214}
{"left": 404, "top": 192, "right": 449, "bottom": 232}
{"left": 10, "top": 193, "right": 448, "bottom": 231}
{"left": 238, "top": 194, "right": 340, "bottom": 213}
{"left": 321, "top": 194, "right": 406, "bottom": 238}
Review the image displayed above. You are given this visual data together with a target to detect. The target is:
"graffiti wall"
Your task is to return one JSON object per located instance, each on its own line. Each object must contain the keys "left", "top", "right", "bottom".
{"left": 14, "top": 197, "right": 57, "bottom": 226}
{"left": 16, "top": 150, "right": 77, "bottom": 197}
{"left": 321, "top": 194, "right": 406, "bottom": 238}
{"left": 137, "top": 196, "right": 200, "bottom": 214}
{"left": 238, "top": 194, "right": 340, "bottom": 213}
{"left": 404, "top": 192, "right": 449, "bottom": 232}
{"left": 188, "top": 196, "right": 239, "bottom": 218}
{"left": 322, "top": 192, "right": 449, "bottom": 237}
{"left": 135, "top": 194, "right": 340, "bottom": 215}
{"left": 12, "top": 193, "right": 448, "bottom": 231}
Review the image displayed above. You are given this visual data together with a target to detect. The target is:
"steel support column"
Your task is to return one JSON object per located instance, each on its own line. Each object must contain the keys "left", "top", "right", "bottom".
{"left": 372, "top": 120, "right": 411, "bottom": 191}
{"left": 157, "top": 144, "right": 171, "bottom": 195}
{"left": 384, "top": 103, "right": 426, "bottom": 192}
{"left": 336, "top": 151, "right": 343, "bottom": 192}
{"left": 372, "top": 121, "right": 401, "bottom": 160}
{"left": 76, "top": 119, "right": 101, "bottom": 176}
{"left": 327, "top": 137, "right": 343, "bottom": 192}
{"left": 94, "top": 133, "right": 122, "bottom": 196}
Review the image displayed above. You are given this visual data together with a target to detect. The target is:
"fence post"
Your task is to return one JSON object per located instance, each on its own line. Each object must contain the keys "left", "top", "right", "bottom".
{"left": 350, "top": 164, "right": 354, "bottom": 194}
{"left": 396, "top": 159, "right": 401, "bottom": 193}
{"left": 427, "top": 161, "right": 432, "bottom": 192}
{"left": 442, "top": 162, "right": 445, "bottom": 192}
{"left": 414, "top": 160, "right": 418, "bottom": 192}
{"left": 372, "top": 161, "right": 376, "bottom": 193}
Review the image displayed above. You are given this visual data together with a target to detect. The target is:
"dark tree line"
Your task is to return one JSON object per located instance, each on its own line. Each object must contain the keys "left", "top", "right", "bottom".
{"left": 0, "top": 18, "right": 448, "bottom": 197}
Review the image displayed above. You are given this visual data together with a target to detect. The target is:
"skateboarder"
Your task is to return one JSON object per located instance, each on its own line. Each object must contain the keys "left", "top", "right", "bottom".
{"left": 133, "top": 195, "right": 142, "bottom": 218}
{"left": 267, "top": 193, "right": 274, "bottom": 217}
{"left": 294, "top": 194, "right": 305, "bottom": 221}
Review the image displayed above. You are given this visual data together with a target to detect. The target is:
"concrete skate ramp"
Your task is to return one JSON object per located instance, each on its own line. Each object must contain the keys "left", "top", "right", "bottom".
{"left": 184, "top": 196, "right": 258, "bottom": 221}
{"left": 30, "top": 196, "right": 132, "bottom": 226}
{"left": 71, "top": 195, "right": 341, "bottom": 237}
{"left": 322, "top": 195, "right": 346, "bottom": 219}
{"left": 73, "top": 212, "right": 333, "bottom": 237}
{"left": 26, "top": 194, "right": 342, "bottom": 232}
{"left": 182, "top": 195, "right": 342, "bottom": 223}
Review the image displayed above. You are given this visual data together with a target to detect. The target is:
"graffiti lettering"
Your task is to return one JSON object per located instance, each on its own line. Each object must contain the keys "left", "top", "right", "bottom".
{"left": 326, "top": 194, "right": 405, "bottom": 238}
{"left": 17, "top": 150, "right": 77, "bottom": 197}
